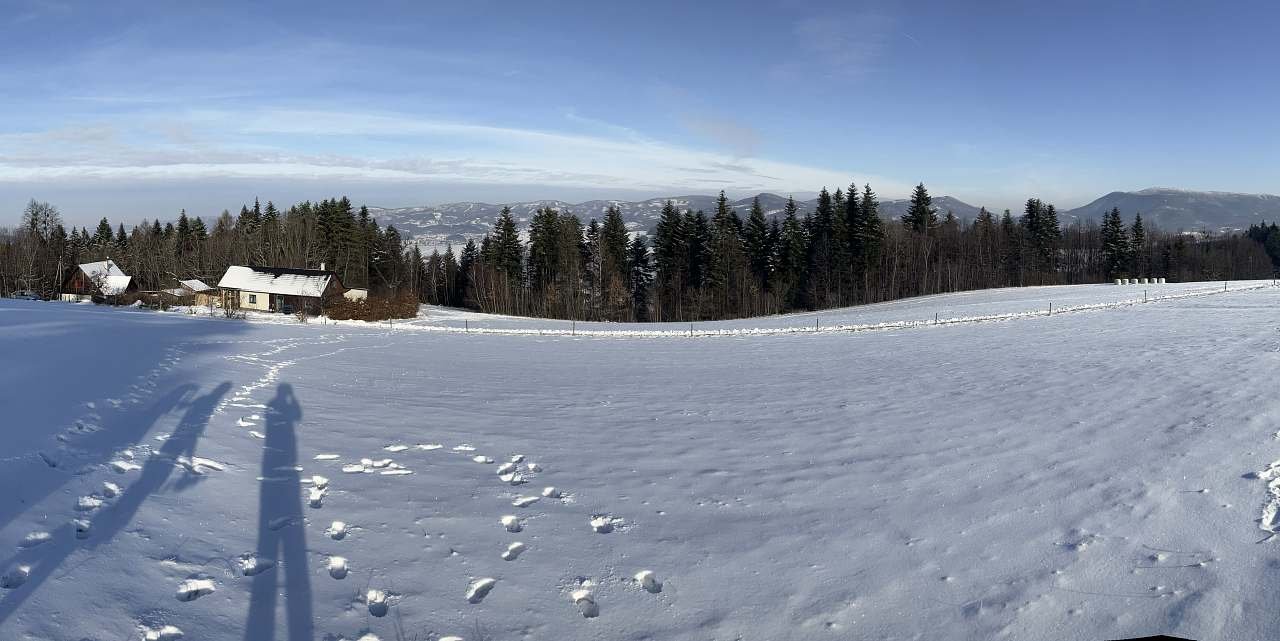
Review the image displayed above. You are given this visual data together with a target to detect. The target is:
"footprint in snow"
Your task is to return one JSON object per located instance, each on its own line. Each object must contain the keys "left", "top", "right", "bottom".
{"left": 590, "top": 515, "right": 621, "bottom": 534}
{"left": 268, "top": 516, "right": 297, "bottom": 530}
{"left": 240, "top": 556, "right": 275, "bottom": 576}
{"left": 110, "top": 460, "right": 141, "bottom": 473}
{"left": 571, "top": 580, "right": 600, "bottom": 618}
{"left": 76, "top": 495, "right": 104, "bottom": 511}
{"left": 141, "top": 624, "right": 184, "bottom": 641}
{"left": 365, "top": 589, "right": 389, "bottom": 617}
{"left": 635, "top": 570, "right": 662, "bottom": 593}
{"left": 313, "top": 454, "right": 340, "bottom": 461}
{"left": 73, "top": 519, "right": 91, "bottom": 539}
{"left": 175, "top": 578, "right": 216, "bottom": 602}
{"left": 326, "top": 521, "right": 348, "bottom": 540}
{"left": 384, "top": 445, "right": 408, "bottom": 452}
{"left": 328, "top": 556, "right": 348, "bottom": 579}
{"left": 466, "top": 577, "right": 496, "bottom": 603}
{"left": 19, "top": 532, "right": 52, "bottom": 548}
{"left": 512, "top": 496, "right": 540, "bottom": 508}
{"left": 501, "top": 542, "right": 526, "bottom": 561}
{"left": 1, "top": 565, "right": 30, "bottom": 588}
{"left": 501, "top": 515, "right": 522, "bottom": 532}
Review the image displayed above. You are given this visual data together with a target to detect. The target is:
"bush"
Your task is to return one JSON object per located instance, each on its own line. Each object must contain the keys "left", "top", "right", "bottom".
{"left": 325, "top": 291, "right": 419, "bottom": 321}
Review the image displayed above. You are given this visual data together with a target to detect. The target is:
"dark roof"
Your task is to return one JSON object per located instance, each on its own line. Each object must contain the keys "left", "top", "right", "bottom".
{"left": 246, "top": 265, "right": 338, "bottom": 278}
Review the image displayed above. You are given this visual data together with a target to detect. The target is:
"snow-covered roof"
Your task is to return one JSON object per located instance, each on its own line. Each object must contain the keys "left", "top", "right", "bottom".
{"left": 217, "top": 265, "right": 336, "bottom": 298}
{"left": 79, "top": 259, "right": 133, "bottom": 296}
{"left": 179, "top": 279, "right": 212, "bottom": 293}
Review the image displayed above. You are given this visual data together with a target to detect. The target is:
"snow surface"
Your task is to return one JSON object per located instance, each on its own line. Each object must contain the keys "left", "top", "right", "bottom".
{"left": 4, "top": 282, "right": 1280, "bottom": 640}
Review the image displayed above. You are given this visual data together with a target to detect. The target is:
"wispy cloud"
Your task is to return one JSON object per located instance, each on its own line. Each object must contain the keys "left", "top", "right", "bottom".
{"left": 0, "top": 108, "right": 910, "bottom": 198}
{"left": 768, "top": 5, "right": 897, "bottom": 81}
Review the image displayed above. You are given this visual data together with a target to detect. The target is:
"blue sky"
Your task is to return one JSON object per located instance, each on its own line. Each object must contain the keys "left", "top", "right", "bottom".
{"left": 2, "top": 0, "right": 1278, "bottom": 225}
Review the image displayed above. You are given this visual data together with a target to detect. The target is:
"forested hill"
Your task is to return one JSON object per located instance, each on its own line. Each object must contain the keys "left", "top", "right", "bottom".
{"left": 1064, "top": 188, "right": 1280, "bottom": 232}
{"left": 369, "top": 194, "right": 985, "bottom": 252}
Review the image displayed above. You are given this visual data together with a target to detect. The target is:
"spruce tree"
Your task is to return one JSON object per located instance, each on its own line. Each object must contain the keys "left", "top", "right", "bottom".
{"left": 778, "top": 196, "right": 809, "bottom": 308}
{"left": 1130, "top": 213, "right": 1146, "bottom": 276}
{"left": 902, "top": 183, "right": 938, "bottom": 234}
{"left": 491, "top": 206, "right": 523, "bottom": 283}
{"left": 743, "top": 196, "right": 771, "bottom": 291}
{"left": 627, "top": 235, "right": 652, "bottom": 321}
{"left": 94, "top": 217, "right": 114, "bottom": 249}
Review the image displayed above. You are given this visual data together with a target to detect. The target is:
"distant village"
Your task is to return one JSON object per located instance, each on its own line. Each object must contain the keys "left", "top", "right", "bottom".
{"left": 55, "top": 260, "right": 369, "bottom": 316}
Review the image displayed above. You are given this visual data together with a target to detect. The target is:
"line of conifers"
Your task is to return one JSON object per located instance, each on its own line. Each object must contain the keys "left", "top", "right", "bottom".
{"left": 3, "top": 184, "right": 1274, "bottom": 322}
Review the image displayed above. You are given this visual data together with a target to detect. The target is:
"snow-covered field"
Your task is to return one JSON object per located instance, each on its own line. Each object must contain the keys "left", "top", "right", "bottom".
{"left": 5, "top": 281, "right": 1280, "bottom": 640}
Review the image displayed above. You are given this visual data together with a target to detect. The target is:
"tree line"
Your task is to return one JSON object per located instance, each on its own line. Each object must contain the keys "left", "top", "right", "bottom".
{"left": 0, "top": 197, "right": 415, "bottom": 298}
{"left": 425, "top": 183, "right": 1273, "bottom": 321}
{"left": 1, "top": 182, "right": 1273, "bottom": 322}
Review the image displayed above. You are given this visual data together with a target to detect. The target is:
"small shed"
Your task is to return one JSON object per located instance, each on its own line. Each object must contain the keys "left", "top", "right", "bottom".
{"left": 178, "top": 279, "right": 218, "bottom": 307}
{"left": 61, "top": 259, "right": 137, "bottom": 302}
{"left": 217, "top": 265, "right": 346, "bottom": 314}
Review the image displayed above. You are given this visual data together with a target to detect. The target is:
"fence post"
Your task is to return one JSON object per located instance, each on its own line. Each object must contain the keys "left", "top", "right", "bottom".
{"left": 934, "top": 312, "right": 938, "bottom": 325}
{"left": 1048, "top": 302, "right": 1053, "bottom": 315}
{"left": 1143, "top": 290, "right": 1147, "bottom": 303}
{"left": 572, "top": 320, "right": 576, "bottom": 336}
{"left": 815, "top": 317, "right": 819, "bottom": 332}
{"left": 465, "top": 319, "right": 469, "bottom": 333}
{"left": 689, "top": 323, "right": 693, "bottom": 338}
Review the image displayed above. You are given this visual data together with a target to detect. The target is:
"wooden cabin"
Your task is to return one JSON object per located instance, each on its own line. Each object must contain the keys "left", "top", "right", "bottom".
{"left": 61, "top": 259, "right": 137, "bottom": 302}
{"left": 217, "top": 265, "right": 347, "bottom": 315}
{"left": 178, "top": 279, "right": 217, "bottom": 307}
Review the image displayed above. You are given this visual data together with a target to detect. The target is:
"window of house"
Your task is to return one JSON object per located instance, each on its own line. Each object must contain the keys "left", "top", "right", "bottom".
{"left": 247, "top": 294, "right": 257, "bottom": 304}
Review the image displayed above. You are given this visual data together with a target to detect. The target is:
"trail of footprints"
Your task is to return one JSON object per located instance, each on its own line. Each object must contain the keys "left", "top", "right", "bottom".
{"left": 292, "top": 442, "right": 665, "bottom": 639}
{"left": 4, "top": 340, "right": 661, "bottom": 641}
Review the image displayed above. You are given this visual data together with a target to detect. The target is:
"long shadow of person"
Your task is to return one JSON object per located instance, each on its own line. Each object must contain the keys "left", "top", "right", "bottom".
{"left": 243, "top": 383, "right": 313, "bottom": 641}
{"left": 0, "top": 381, "right": 231, "bottom": 625}
{"left": 0, "top": 384, "right": 195, "bottom": 532}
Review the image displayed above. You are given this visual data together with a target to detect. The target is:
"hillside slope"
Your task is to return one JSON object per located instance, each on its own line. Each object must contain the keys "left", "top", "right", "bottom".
{"left": 4, "top": 284, "right": 1280, "bottom": 640}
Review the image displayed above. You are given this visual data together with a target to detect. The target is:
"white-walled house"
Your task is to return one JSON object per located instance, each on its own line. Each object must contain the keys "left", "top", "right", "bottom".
{"left": 217, "top": 265, "right": 347, "bottom": 314}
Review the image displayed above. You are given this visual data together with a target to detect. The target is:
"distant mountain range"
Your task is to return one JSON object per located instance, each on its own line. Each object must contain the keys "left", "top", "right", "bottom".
{"left": 370, "top": 193, "right": 984, "bottom": 252}
{"left": 1062, "top": 188, "right": 1280, "bottom": 232}
{"left": 370, "top": 188, "right": 1280, "bottom": 252}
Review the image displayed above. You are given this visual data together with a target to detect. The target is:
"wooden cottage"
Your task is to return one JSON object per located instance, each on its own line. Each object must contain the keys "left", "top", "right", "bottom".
{"left": 217, "top": 265, "right": 346, "bottom": 314}
{"left": 61, "top": 259, "right": 137, "bottom": 302}
{"left": 178, "top": 279, "right": 217, "bottom": 307}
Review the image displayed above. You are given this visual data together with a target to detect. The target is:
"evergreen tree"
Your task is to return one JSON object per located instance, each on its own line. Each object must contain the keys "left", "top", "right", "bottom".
{"left": 743, "top": 196, "right": 771, "bottom": 290}
{"left": 778, "top": 196, "right": 808, "bottom": 308}
{"left": 652, "top": 200, "right": 688, "bottom": 320}
{"left": 1130, "top": 213, "right": 1147, "bottom": 276}
{"left": 902, "top": 183, "right": 938, "bottom": 234}
{"left": 93, "top": 217, "right": 114, "bottom": 249}
{"left": 626, "top": 235, "right": 652, "bottom": 321}
{"left": 491, "top": 206, "right": 523, "bottom": 282}
{"left": 1101, "top": 207, "right": 1130, "bottom": 278}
